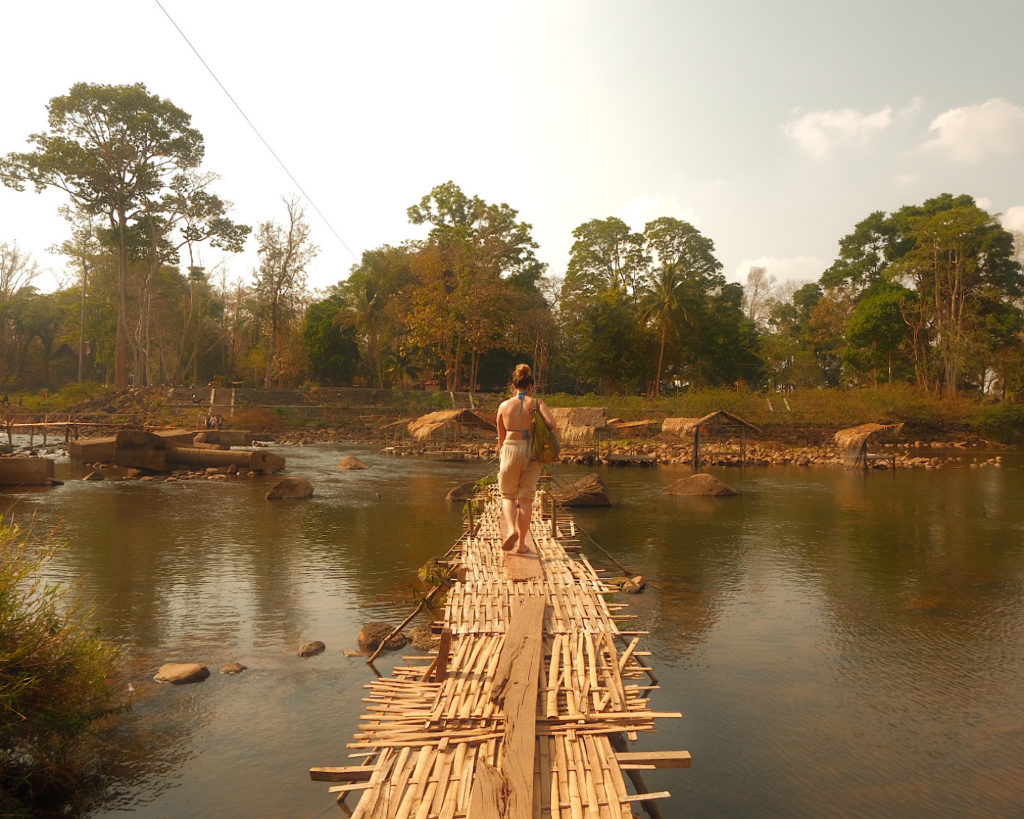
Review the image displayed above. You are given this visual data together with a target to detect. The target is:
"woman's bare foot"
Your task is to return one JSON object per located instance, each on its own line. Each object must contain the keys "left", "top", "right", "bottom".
{"left": 501, "top": 532, "right": 518, "bottom": 551}
{"left": 515, "top": 542, "right": 530, "bottom": 554}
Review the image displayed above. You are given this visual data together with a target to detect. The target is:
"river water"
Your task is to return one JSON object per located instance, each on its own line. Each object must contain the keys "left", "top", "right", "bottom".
{"left": 3, "top": 444, "right": 1023, "bottom": 818}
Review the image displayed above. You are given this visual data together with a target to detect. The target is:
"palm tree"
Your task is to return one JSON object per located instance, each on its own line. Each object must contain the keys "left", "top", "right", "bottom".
{"left": 638, "top": 261, "right": 697, "bottom": 395}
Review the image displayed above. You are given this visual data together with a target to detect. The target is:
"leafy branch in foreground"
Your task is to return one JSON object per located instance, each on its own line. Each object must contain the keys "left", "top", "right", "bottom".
{"left": 0, "top": 519, "right": 122, "bottom": 814}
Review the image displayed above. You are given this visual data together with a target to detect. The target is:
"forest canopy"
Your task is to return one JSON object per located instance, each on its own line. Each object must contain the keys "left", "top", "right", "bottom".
{"left": 3, "top": 85, "right": 1023, "bottom": 400}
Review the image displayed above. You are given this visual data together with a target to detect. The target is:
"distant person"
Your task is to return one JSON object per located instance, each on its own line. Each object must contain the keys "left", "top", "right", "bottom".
{"left": 495, "top": 363, "right": 557, "bottom": 554}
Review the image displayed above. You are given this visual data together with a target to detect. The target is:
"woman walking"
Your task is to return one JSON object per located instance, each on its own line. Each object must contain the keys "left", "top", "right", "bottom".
{"left": 495, "top": 364, "right": 557, "bottom": 553}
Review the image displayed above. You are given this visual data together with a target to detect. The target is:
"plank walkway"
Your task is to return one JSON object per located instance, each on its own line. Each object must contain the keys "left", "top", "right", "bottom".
{"left": 311, "top": 483, "right": 690, "bottom": 817}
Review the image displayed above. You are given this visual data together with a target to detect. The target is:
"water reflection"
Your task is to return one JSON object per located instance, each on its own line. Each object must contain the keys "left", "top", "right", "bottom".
{"left": 2, "top": 450, "right": 1023, "bottom": 817}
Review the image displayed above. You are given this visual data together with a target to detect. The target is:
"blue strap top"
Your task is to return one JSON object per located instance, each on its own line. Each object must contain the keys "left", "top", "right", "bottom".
{"left": 514, "top": 393, "right": 530, "bottom": 440}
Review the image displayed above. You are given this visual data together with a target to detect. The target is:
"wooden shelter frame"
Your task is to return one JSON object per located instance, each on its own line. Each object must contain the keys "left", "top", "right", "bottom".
{"left": 833, "top": 422, "right": 903, "bottom": 469}
{"left": 661, "top": 410, "right": 762, "bottom": 469}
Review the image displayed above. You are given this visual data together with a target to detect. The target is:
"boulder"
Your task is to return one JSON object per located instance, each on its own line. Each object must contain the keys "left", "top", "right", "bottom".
{"left": 358, "top": 621, "right": 409, "bottom": 651}
{"left": 220, "top": 662, "right": 247, "bottom": 675}
{"left": 265, "top": 476, "right": 314, "bottom": 500}
{"left": 154, "top": 662, "right": 210, "bottom": 685}
{"left": 553, "top": 474, "right": 613, "bottom": 507}
{"left": 607, "top": 574, "right": 646, "bottom": 593}
{"left": 663, "top": 473, "right": 738, "bottom": 497}
{"left": 445, "top": 481, "right": 477, "bottom": 502}
{"left": 298, "top": 640, "right": 326, "bottom": 657}
{"left": 338, "top": 456, "right": 369, "bottom": 470}
{"left": 410, "top": 624, "right": 438, "bottom": 651}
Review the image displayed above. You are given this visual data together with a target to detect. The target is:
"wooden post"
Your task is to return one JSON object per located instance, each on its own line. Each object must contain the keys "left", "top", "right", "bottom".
{"left": 692, "top": 427, "right": 701, "bottom": 470}
{"left": 550, "top": 492, "right": 557, "bottom": 538}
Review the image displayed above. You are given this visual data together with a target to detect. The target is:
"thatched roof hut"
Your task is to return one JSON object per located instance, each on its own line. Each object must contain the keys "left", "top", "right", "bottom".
{"left": 608, "top": 419, "right": 657, "bottom": 435}
{"left": 834, "top": 422, "right": 903, "bottom": 468}
{"left": 549, "top": 407, "right": 608, "bottom": 444}
{"left": 661, "top": 411, "right": 762, "bottom": 438}
{"left": 407, "top": 409, "right": 496, "bottom": 441}
{"left": 661, "top": 410, "right": 762, "bottom": 467}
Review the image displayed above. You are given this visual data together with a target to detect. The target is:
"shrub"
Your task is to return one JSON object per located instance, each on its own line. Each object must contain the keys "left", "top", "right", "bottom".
{"left": 970, "top": 402, "right": 1024, "bottom": 445}
{"left": 0, "top": 520, "right": 121, "bottom": 813}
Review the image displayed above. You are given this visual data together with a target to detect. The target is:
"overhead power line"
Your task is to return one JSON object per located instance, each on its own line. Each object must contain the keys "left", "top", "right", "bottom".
{"left": 153, "top": 0, "right": 358, "bottom": 263}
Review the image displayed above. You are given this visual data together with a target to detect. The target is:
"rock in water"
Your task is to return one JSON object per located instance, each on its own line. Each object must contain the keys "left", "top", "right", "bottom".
{"left": 220, "top": 662, "right": 247, "bottom": 675}
{"left": 663, "top": 473, "right": 738, "bottom": 497}
{"left": 154, "top": 662, "right": 210, "bottom": 684}
{"left": 446, "top": 481, "right": 477, "bottom": 502}
{"left": 337, "top": 456, "right": 369, "bottom": 469}
{"left": 265, "top": 476, "right": 314, "bottom": 500}
{"left": 553, "top": 474, "right": 613, "bottom": 507}
{"left": 298, "top": 641, "right": 326, "bottom": 657}
{"left": 358, "top": 622, "right": 409, "bottom": 651}
{"left": 410, "top": 624, "right": 439, "bottom": 650}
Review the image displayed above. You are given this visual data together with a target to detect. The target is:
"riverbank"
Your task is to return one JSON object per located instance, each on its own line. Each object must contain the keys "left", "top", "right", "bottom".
{"left": 272, "top": 424, "right": 1007, "bottom": 470}
{"left": 6, "top": 383, "right": 1017, "bottom": 471}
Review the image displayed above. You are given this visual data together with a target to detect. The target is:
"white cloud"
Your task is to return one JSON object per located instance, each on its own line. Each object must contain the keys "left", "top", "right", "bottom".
{"left": 784, "top": 106, "right": 893, "bottom": 159}
{"left": 922, "top": 98, "right": 1024, "bottom": 162}
{"left": 899, "top": 97, "right": 925, "bottom": 119}
{"left": 975, "top": 196, "right": 994, "bottom": 211}
{"left": 1001, "top": 205, "right": 1024, "bottom": 234}
{"left": 731, "top": 255, "right": 824, "bottom": 285}
{"left": 619, "top": 195, "right": 700, "bottom": 232}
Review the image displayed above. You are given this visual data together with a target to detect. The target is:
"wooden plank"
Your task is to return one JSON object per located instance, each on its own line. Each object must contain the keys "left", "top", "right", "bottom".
{"left": 310, "top": 765, "right": 375, "bottom": 782}
{"left": 467, "top": 758, "right": 504, "bottom": 818}
{"left": 490, "top": 595, "right": 547, "bottom": 819}
{"left": 613, "top": 750, "right": 692, "bottom": 769}
{"left": 505, "top": 544, "right": 544, "bottom": 581}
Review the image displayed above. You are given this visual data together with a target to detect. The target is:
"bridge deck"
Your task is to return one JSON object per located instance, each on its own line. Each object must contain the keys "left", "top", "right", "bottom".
{"left": 311, "top": 484, "right": 689, "bottom": 817}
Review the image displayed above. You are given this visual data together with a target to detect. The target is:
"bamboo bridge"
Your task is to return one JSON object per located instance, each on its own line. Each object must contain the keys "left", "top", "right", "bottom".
{"left": 310, "top": 480, "right": 690, "bottom": 817}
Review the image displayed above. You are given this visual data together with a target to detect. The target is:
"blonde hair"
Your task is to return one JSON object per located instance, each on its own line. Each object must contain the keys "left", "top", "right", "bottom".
{"left": 512, "top": 363, "right": 534, "bottom": 390}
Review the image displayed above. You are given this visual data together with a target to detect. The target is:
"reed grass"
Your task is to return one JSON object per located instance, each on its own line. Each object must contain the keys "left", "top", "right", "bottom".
{"left": 0, "top": 520, "right": 121, "bottom": 814}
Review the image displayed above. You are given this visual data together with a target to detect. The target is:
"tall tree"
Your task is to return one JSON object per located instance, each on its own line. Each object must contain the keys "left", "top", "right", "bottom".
{"left": 0, "top": 82, "right": 205, "bottom": 388}
{"left": 303, "top": 292, "right": 360, "bottom": 384}
{"left": 641, "top": 217, "right": 726, "bottom": 389}
{"left": 742, "top": 266, "right": 777, "bottom": 325}
{"left": 336, "top": 246, "right": 413, "bottom": 387}
{"left": 52, "top": 208, "right": 104, "bottom": 382}
{"left": 562, "top": 217, "right": 648, "bottom": 302}
{"left": 890, "top": 195, "right": 1022, "bottom": 398}
{"left": 138, "top": 172, "right": 249, "bottom": 385}
{"left": 0, "top": 242, "right": 39, "bottom": 301}
{"left": 406, "top": 182, "right": 546, "bottom": 390}
{"left": 842, "top": 280, "right": 916, "bottom": 385}
{"left": 637, "top": 262, "right": 694, "bottom": 395}
{"left": 253, "top": 196, "right": 317, "bottom": 388}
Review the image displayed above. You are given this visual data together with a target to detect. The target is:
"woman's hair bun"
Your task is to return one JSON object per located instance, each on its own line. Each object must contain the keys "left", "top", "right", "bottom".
{"left": 512, "top": 363, "right": 534, "bottom": 389}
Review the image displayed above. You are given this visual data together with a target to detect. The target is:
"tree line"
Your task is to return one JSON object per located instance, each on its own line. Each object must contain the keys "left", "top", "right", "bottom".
{"left": 3, "top": 83, "right": 1023, "bottom": 399}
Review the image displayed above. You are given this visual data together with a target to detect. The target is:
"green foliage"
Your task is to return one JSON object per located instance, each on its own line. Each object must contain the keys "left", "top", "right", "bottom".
{"left": 303, "top": 294, "right": 360, "bottom": 385}
{"left": 969, "top": 403, "right": 1024, "bottom": 445}
{"left": 0, "top": 521, "right": 120, "bottom": 812}
{"left": 48, "top": 381, "right": 113, "bottom": 411}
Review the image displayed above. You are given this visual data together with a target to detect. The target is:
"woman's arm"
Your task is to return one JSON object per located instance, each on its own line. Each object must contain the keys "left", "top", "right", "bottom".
{"left": 496, "top": 405, "right": 507, "bottom": 448}
{"left": 536, "top": 398, "right": 556, "bottom": 430}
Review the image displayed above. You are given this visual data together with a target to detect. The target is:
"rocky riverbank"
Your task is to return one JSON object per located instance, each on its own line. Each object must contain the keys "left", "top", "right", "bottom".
{"left": 276, "top": 426, "right": 1009, "bottom": 470}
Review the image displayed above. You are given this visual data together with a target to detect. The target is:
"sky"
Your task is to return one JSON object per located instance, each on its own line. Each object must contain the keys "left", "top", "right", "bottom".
{"left": 3, "top": 0, "right": 1024, "bottom": 296}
